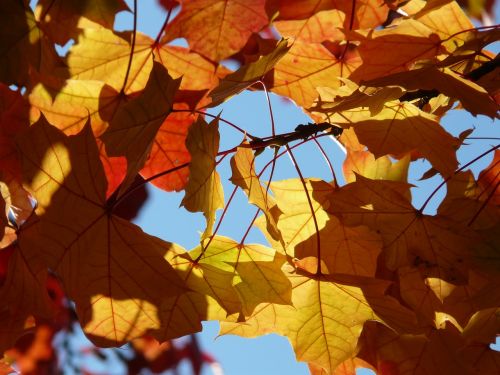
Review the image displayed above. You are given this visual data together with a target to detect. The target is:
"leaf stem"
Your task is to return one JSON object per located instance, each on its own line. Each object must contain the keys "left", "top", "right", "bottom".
{"left": 172, "top": 109, "right": 254, "bottom": 138}
{"left": 240, "top": 209, "right": 260, "bottom": 245}
{"left": 112, "top": 162, "right": 190, "bottom": 208}
{"left": 154, "top": 5, "right": 174, "bottom": 44}
{"left": 194, "top": 186, "right": 239, "bottom": 263}
{"left": 312, "top": 137, "right": 337, "bottom": 185}
{"left": 121, "top": 0, "right": 138, "bottom": 94}
{"left": 285, "top": 145, "right": 322, "bottom": 275}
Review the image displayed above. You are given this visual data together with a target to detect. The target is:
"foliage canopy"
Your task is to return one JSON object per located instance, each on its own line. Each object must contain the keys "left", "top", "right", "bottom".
{"left": 0, "top": 0, "right": 499, "bottom": 373}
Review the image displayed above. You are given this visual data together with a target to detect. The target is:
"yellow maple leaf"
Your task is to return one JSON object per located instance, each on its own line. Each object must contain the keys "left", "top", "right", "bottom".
{"left": 181, "top": 117, "right": 224, "bottom": 240}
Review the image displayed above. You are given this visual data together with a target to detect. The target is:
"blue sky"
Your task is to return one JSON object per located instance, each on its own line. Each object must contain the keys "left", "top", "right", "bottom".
{"left": 62, "top": 1, "right": 499, "bottom": 374}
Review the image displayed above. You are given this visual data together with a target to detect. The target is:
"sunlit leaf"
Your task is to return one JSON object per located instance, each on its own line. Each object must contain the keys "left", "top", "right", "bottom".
{"left": 28, "top": 72, "right": 120, "bottom": 136}
{"left": 271, "top": 40, "right": 362, "bottom": 107}
{"left": 209, "top": 39, "right": 290, "bottom": 106}
{"left": 258, "top": 179, "right": 382, "bottom": 277}
{"left": 65, "top": 29, "right": 153, "bottom": 93}
{"left": 413, "top": 0, "right": 474, "bottom": 52}
{"left": 274, "top": 10, "right": 345, "bottom": 43}
{"left": 17, "top": 117, "right": 187, "bottom": 347}
{"left": 325, "top": 100, "right": 459, "bottom": 176}
{"left": 222, "top": 264, "right": 416, "bottom": 373}
{"left": 139, "top": 106, "right": 194, "bottom": 192}
{"left": 181, "top": 117, "right": 224, "bottom": 240}
{"left": 364, "top": 65, "right": 499, "bottom": 118}
{"left": 349, "top": 19, "right": 442, "bottom": 82}
{"left": 230, "top": 145, "right": 282, "bottom": 241}
{"left": 188, "top": 236, "right": 291, "bottom": 315}
{"left": 154, "top": 45, "right": 220, "bottom": 91}
{"left": 101, "top": 62, "right": 180, "bottom": 195}
{"left": 327, "top": 176, "right": 485, "bottom": 282}
{"left": 162, "top": 0, "right": 268, "bottom": 62}
{"left": 343, "top": 150, "right": 410, "bottom": 183}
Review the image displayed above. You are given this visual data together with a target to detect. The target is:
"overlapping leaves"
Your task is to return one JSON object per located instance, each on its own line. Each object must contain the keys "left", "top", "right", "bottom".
{"left": 1, "top": 0, "right": 499, "bottom": 373}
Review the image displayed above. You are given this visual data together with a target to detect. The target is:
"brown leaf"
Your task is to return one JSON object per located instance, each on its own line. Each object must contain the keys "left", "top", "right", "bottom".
{"left": 35, "top": 0, "right": 129, "bottom": 45}
{"left": 17, "top": 117, "right": 187, "bottom": 347}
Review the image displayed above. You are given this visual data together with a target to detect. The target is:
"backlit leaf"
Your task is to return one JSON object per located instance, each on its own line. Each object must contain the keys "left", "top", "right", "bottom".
{"left": 28, "top": 72, "right": 120, "bottom": 136}
{"left": 274, "top": 10, "right": 345, "bottom": 43}
{"left": 189, "top": 236, "right": 291, "bottom": 315}
{"left": 0, "top": 243, "right": 53, "bottom": 353}
{"left": 181, "top": 117, "right": 224, "bottom": 240}
{"left": 349, "top": 19, "right": 442, "bottom": 82}
{"left": 209, "top": 39, "right": 290, "bottom": 107}
{"left": 359, "top": 321, "right": 478, "bottom": 375}
{"left": 140, "top": 106, "right": 194, "bottom": 192}
{"left": 65, "top": 29, "right": 153, "bottom": 93}
{"left": 0, "top": 1, "right": 60, "bottom": 86}
{"left": 17, "top": 117, "right": 187, "bottom": 347}
{"left": 35, "top": 0, "right": 129, "bottom": 45}
{"left": 364, "top": 66, "right": 499, "bottom": 118}
{"left": 327, "top": 176, "right": 484, "bottom": 282}
{"left": 343, "top": 150, "right": 410, "bottom": 183}
{"left": 222, "top": 264, "right": 416, "bottom": 373}
{"left": 162, "top": 0, "right": 268, "bottom": 62}
{"left": 230, "top": 146, "right": 282, "bottom": 241}
{"left": 257, "top": 179, "right": 382, "bottom": 277}
{"left": 101, "top": 62, "right": 180, "bottom": 195}
{"left": 271, "top": 41, "right": 362, "bottom": 107}
{"left": 324, "top": 100, "right": 459, "bottom": 176}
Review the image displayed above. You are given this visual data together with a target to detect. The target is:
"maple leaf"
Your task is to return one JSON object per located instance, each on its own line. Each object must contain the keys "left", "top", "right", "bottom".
{"left": 363, "top": 65, "right": 499, "bottom": 118}
{"left": 257, "top": 179, "right": 382, "bottom": 277}
{"left": 349, "top": 19, "right": 443, "bottom": 82}
{"left": 230, "top": 145, "right": 282, "bottom": 242}
{"left": 343, "top": 150, "right": 410, "bottom": 183}
{"left": 358, "top": 320, "right": 500, "bottom": 375}
{"left": 28, "top": 72, "right": 121, "bottom": 136}
{"left": 0, "top": 243, "right": 54, "bottom": 353}
{"left": 308, "top": 357, "right": 375, "bottom": 375}
{"left": 209, "top": 39, "right": 290, "bottom": 106}
{"left": 271, "top": 0, "right": 389, "bottom": 30}
{"left": 0, "top": 1, "right": 61, "bottom": 86}
{"left": 270, "top": 40, "right": 362, "bottom": 107}
{"left": 318, "top": 99, "right": 460, "bottom": 176}
{"left": 181, "top": 117, "right": 224, "bottom": 241}
{"left": 412, "top": 0, "right": 474, "bottom": 52}
{"left": 221, "top": 263, "right": 416, "bottom": 373}
{"left": 274, "top": 9, "right": 346, "bottom": 43}
{"left": 158, "top": 241, "right": 240, "bottom": 339}
{"left": 35, "top": 0, "right": 129, "bottom": 46}
{"left": 154, "top": 44, "right": 220, "bottom": 91}
{"left": 0, "top": 0, "right": 498, "bottom": 372}
{"left": 188, "top": 236, "right": 291, "bottom": 315}
{"left": 16, "top": 117, "right": 187, "bottom": 347}
{"left": 139, "top": 107, "right": 194, "bottom": 192}
{"left": 162, "top": 0, "right": 269, "bottom": 62}
{"left": 65, "top": 29, "right": 153, "bottom": 94}
{"left": 327, "top": 175, "right": 489, "bottom": 283}
{"left": 101, "top": 62, "right": 181, "bottom": 196}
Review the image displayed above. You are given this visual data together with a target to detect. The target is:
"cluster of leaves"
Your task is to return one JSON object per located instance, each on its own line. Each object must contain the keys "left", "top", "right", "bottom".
{"left": 0, "top": 0, "right": 499, "bottom": 373}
